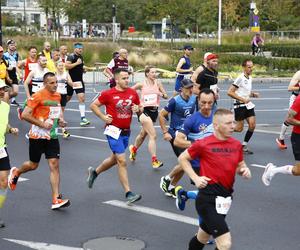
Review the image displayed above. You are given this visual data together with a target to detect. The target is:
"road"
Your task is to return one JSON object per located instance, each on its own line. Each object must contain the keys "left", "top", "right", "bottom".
{"left": 1, "top": 79, "right": 298, "bottom": 250}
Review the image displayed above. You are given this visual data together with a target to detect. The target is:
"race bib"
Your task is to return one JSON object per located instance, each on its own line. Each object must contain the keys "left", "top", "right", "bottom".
{"left": 73, "top": 81, "right": 83, "bottom": 89}
{"left": 57, "top": 82, "right": 67, "bottom": 94}
{"left": 215, "top": 196, "right": 232, "bottom": 215}
{"left": 245, "top": 101, "right": 255, "bottom": 110}
{"left": 0, "top": 147, "right": 7, "bottom": 159}
{"left": 143, "top": 94, "right": 158, "bottom": 106}
{"left": 10, "top": 61, "right": 17, "bottom": 68}
{"left": 49, "top": 106, "right": 61, "bottom": 119}
{"left": 104, "top": 125, "right": 121, "bottom": 140}
{"left": 32, "top": 82, "right": 44, "bottom": 93}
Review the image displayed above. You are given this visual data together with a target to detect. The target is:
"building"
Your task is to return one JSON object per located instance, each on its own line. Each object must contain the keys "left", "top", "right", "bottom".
{"left": 2, "top": 0, "right": 68, "bottom": 30}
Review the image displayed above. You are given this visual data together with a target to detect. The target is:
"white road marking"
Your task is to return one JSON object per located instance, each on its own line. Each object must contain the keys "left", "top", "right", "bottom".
{"left": 19, "top": 177, "right": 29, "bottom": 182}
{"left": 64, "top": 108, "right": 92, "bottom": 113}
{"left": 58, "top": 127, "right": 96, "bottom": 130}
{"left": 3, "top": 238, "right": 82, "bottom": 250}
{"left": 251, "top": 164, "right": 267, "bottom": 169}
{"left": 103, "top": 200, "right": 198, "bottom": 226}
{"left": 58, "top": 133, "right": 107, "bottom": 142}
{"left": 254, "top": 129, "right": 283, "bottom": 135}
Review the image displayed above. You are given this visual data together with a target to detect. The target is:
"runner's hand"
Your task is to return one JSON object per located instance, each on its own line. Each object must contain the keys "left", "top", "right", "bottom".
{"left": 195, "top": 176, "right": 211, "bottom": 189}
{"left": 104, "top": 114, "right": 113, "bottom": 124}
{"left": 239, "top": 167, "right": 251, "bottom": 179}
{"left": 76, "top": 58, "right": 82, "bottom": 65}
{"left": 163, "top": 132, "right": 172, "bottom": 141}
{"left": 10, "top": 128, "right": 19, "bottom": 135}
{"left": 58, "top": 119, "right": 67, "bottom": 128}
{"left": 131, "top": 104, "right": 139, "bottom": 113}
{"left": 42, "top": 121, "right": 53, "bottom": 129}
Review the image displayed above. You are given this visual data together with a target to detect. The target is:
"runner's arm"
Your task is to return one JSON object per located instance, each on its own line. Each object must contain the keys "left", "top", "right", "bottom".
{"left": 176, "top": 58, "right": 192, "bottom": 73}
{"left": 174, "top": 131, "right": 191, "bottom": 148}
{"left": 131, "top": 82, "right": 143, "bottom": 90}
{"left": 286, "top": 109, "right": 300, "bottom": 126}
{"left": 66, "top": 72, "right": 73, "bottom": 87}
{"left": 191, "top": 65, "right": 204, "bottom": 83}
{"left": 90, "top": 98, "right": 112, "bottom": 124}
{"left": 65, "top": 59, "right": 81, "bottom": 70}
{"left": 23, "top": 71, "right": 34, "bottom": 98}
{"left": 236, "top": 160, "right": 251, "bottom": 179}
{"left": 22, "top": 106, "right": 52, "bottom": 129}
{"left": 288, "top": 71, "right": 300, "bottom": 92}
{"left": 227, "top": 84, "right": 249, "bottom": 103}
{"left": 158, "top": 81, "right": 168, "bottom": 99}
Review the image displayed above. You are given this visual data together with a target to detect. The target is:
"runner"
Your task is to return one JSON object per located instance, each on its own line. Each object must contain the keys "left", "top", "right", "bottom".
{"left": 104, "top": 48, "right": 129, "bottom": 88}
{"left": 161, "top": 88, "right": 215, "bottom": 200}
{"left": 59, "top": 45, "right": 68, "bottom": 63}
{"left": 227, "top": 59, "right": 259, "bottom": 154}
{"left": 262, "top": 93, "right": 300, "bottom": 186}
{"left": 46, "top": 48, "right": 60, "bottom": 73}
{"left": 0, "top": 80, "right": 18, "bottom": 227}
{"left": 0, "top": 46, "right": 12, "bottom": 100}
{"left": 276, "top": 70, "right": 300, "bottom": 149}
{"left": 86, "top": 69, "right": 142, "bottom": 204}
{"left": 174, "top": 45, "right": 193, "bottom": 96}
{"left": 65, "top": 43, "right": 90, "bottom": 126}
{"left": 179, "top": 108, "right": 251, "bottom": 250}
{"left": 42, "top": 41, "right": 52, "bottom": 61}
{"left": 3, "top": 39, "right": 20, "bottom": 106}
{"left": 8, "top": 72, "right": 70, "bottom": 210}
{"left": 23, "top": 53, "right": 49, "bottom": 98}
{"left": 251, "top": 33, "right": 264, "bottom": 56}
{"left": 129, "top": 66, "right": 168, "bottom": 168}
{"left": 55, "top": 60, "right": 73, "bottom": 138}
{"left": 159, "top": 79, "right": 197, "bottom": 197}
{"left": 196, "top": 53, "right": 220, "bottom": 99}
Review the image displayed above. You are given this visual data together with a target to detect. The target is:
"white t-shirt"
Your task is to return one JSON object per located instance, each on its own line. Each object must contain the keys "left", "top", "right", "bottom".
{"left": 232, "top": 74, "right": 252, "bottom": 103}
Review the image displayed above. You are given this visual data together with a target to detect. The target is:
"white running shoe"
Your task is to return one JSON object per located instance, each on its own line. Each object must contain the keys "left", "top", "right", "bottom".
{"left": 262, "top": 163, "right": 276, "bottom": 186}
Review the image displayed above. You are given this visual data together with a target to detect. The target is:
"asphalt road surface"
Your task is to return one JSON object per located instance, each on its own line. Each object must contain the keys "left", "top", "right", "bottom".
{"left": 1, "top": 79, "right": 298, "bottom": 250}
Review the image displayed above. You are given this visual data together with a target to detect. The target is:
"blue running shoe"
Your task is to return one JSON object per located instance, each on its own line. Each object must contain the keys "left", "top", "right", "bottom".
{"left": 175, "top": 186, "right": 188, "bottom": 211}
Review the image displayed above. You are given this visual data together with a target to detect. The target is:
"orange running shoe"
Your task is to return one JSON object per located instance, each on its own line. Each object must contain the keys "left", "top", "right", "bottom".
{"left": 51, "top": 194, "right": 70, "bottom": 210}
{"left": 8, "top": 167, "right": 19, "bottom": 191}
{"left": 276, "top": 138, "right": 287, "bottom": 150}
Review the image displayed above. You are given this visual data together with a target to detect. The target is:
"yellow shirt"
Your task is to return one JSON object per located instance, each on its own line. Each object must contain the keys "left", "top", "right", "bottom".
{"left": 46, "top": 59, "right": 57, "bottom": 73}
{"left": 0, "top": 101, "right": 9, "bottom": 147}
{"left": 0, "top": 60, "right": 8, "bottom": 80}
{"left": 43, "top": 50, "right": 51, "bottom": 61}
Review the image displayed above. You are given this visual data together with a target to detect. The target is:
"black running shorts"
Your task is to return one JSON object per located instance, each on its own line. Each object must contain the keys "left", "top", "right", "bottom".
{"left": 67, "top": 82, "right": 85, "bottom": 97}
{"left": 195, "top": 193, "right": 230, "bottom": 238}
{"left": 0, "top": 147, "right": 11, "bottom": 171}
{"left": 291, "top": 132, "right": 300, "bottom": 161}
{"left": 60, "top": 94, "right": 67, "bottom": 107}
{"left": 29, "top": 139, "right": 60, "bottom": 163}
{"left": 234, "top": 106, "right": 255, "bottom": 121}
{"left": 169, "top": 137, "right": 185, "bottom": 157}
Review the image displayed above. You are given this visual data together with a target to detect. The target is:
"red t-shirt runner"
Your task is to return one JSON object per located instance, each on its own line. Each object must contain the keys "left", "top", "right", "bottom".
{"left": 98, "top": 87, "right": 140, "bottom": 129}
{"left": 188, "top": 134, "right": 243, "bottom": 192}
{"left": 290, "top": 95, "right": 300, "bottom": 134}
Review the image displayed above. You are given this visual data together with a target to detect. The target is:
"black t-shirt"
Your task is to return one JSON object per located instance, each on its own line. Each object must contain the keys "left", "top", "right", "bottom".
{"left": 196, "top": 67, "right": 218, "bottom": 90}
{"left": 67, "top": 53, "right": 84, "bottom": 81}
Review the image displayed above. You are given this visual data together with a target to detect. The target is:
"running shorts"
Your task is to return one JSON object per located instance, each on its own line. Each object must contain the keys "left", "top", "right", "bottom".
{"left": 29, "top": 139, "right": 60, "bottom": 163}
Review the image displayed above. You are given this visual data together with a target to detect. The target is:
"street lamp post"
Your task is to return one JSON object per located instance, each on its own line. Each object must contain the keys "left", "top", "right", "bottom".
{"left": 218, "top": 0, "right": 222, "bottom": 45}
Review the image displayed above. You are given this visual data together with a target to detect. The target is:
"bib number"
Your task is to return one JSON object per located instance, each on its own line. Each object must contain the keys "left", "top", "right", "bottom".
{"left": 245, "top": 101, "right": 255, "bottom": 110}
{"left": 57, "top": 82, "right": 67, "bottom": 94}
{"left": 143, "top": 94, "right": 157, "bottom": 106}
{"left": 49, "top": 106, "right": 61, "bottom": 119}
{"left": 73, "top": 81, "right": 83, "bottom": 89}
{"left": 215, "top": 196, "right": 232, "bottom": 215}
{"left": 0, "top": 147, "right": 7, "bottom": 159}
{"left": 104, "top": 125, "right": 121, "bottom": 140}
{"left": 32, "top": 82, "right": 44, "bottom": 93}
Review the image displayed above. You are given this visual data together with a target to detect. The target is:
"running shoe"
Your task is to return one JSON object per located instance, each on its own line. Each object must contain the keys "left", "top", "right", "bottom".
{"left": 10, "top": 100, "right": 19, "bottom": 107}
{"left": 243, "top": 145, "right": 253, "bottom": 154}
{"left": 126, "top": 192, "right": 142, "bottom": 205}
{"left": 152, "top": 159, "right": 163, "bottom": 169}
{"left": 8, "top": 167, "right": 19, "bottom": 191}
{"left": 17, "top": 106, "right": 23, "bottom": 120}
{"left": 51, "top": 194, "right": 70, "bottom": 210}
{"left": 160, "top": 176, "right": 171, "bottom": 193}
{"left": 0, "top": 218, "right": 5, "bottom": 228}
{"left": 262, "top": 163, "right": 276, "bottom": 186}
{"left": 276, "top": 138, "right": 287, "bottom": 150}
{"left": 129, "top": 145, "right": 137, "bottom": 161}
{"left": 165, "top": 187, "right": 176, "bottom": 198}
{"left": 87, "top": 167, "right": 98, "bottom": 189}
{"left": 175, "top": 186, "right": 188, "bottom": 211}
{"left": 63, "top": 130, "right": 71, "bottom": 139}
{"left": 80, "top": 118, "right": 90, "bottom": 126}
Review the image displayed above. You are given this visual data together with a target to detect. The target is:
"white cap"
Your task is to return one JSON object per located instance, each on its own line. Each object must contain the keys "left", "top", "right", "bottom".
{"left": 0, "top": 79, "right": 7, "bottom": 88}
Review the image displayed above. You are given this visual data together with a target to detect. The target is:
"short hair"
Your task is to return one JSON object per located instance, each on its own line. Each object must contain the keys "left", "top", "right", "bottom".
{"left": 43, "top": 72, "right": 56, "bottom": 82}
{"left": 52, "top": 48, "right": 60, "bottom": 53}
{"left": 214, "top": 108, "right": 233, "bottom": 117}
{"left": 113, "top": 68, "right": 128, "bottom": 77}
{"left": 144, "top": 65, "right": 155, "bottom": 77}
{"left": 242, "top": 59, "right": 252, "bottom": 67}
{"left": 199, "top": 88, "right": 215, "bottom": 99}
{"left": 37, "top": 52, "right": 46, "bottom": 59}
{"left": 28, "top": 46, "right": 37, "bottom": 51}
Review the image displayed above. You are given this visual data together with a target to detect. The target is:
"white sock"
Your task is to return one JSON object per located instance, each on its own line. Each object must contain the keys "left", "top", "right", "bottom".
{"left": 79, "top": 103, "right": 85, "bottom": 118}
{"left": 279, "top": 123, "right": 288, "bottom": 140}
{"left": 168, "top": 184, "right": 175, "bottom": 190}
{"left": 272, "top": 165, "right": 293, "bottom": 176}
{"left": 11, "top": 97, "right": 15, "bottom": 102}
{"left": 242, "top": 142, "right": 247, "bottom": 146}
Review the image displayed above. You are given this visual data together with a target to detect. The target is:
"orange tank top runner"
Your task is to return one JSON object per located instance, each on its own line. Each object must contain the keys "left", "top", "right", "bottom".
{"left": 27, "top": 88, "right": 62, "bottom": 140}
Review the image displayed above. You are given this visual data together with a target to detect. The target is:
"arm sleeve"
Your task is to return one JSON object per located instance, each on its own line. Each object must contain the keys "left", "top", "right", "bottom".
{"left": 232, "top": 76, "right": 242, "bottom": 88}
{"left": 107, "top": 59, "right": 115, "bottom": 69}
{"left": 290, "top": 96, "right": 300, "bottom": 114}
{"left": 187, "top": 140, "right": 203, "bottom": 160}
{"left": 66, "top": 54, "right": 74, "bottom": 62}
{"left": 27, "top": 93, "right": 41, "bottom": 109}
{"left": 133, "top": 90, "right": 140, "bottom": 105}
{"left": 180, "top": 116, "right": 192, "bottom": 136}
{"left": 98, "top": 90, "right": 108, "bottom": 105}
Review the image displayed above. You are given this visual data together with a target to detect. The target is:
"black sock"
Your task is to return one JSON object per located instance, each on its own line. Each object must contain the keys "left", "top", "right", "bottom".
{"left": 189, "top": 235, "right": 205, "bottom": 250}
{"left": 244, "top": 129, "right": 254, "bottom": 143}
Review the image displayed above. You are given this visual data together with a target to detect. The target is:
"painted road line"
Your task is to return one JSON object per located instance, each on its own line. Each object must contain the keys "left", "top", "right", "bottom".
{"left": 58, "top": 133, "right": 107, "bottom": 142}
{"left": 103, "top": 200, "right": 198, "bottom": 226}
{"left": 255, "top": 129, "right": 281, "bottom": 135}
{"left": 3, "top": 238, "right": 82, "bottom": 250}
{"left": 19, "top": 177, "right": 29, "bottom": 182}
{"left": 58, "top": 127, "right": 96, "bottom": 130}
{"left": 251, "top": 164, "right": 266, "bottom": 169}
{"left": 64, "top": 108, "right": 92, "bottom": 113}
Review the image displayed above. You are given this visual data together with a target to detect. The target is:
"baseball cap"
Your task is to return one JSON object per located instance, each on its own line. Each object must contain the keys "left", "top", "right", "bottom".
{"left": 206, "top": 53, "right": 218, "bottom": 61}
{"left": 181, "top": 79, "right": 194, "bottom": 89}
{"left": 183, "top": 45, "right": 194, "bottom": 50}
{"left": 0, "top": 79, "right": 7, "bottom": 89}
{"left": 7, "top": 39, "right": 15, "bottom": 45}
{"left": 204, "top": 52, "right": 212, "bottom": 60}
